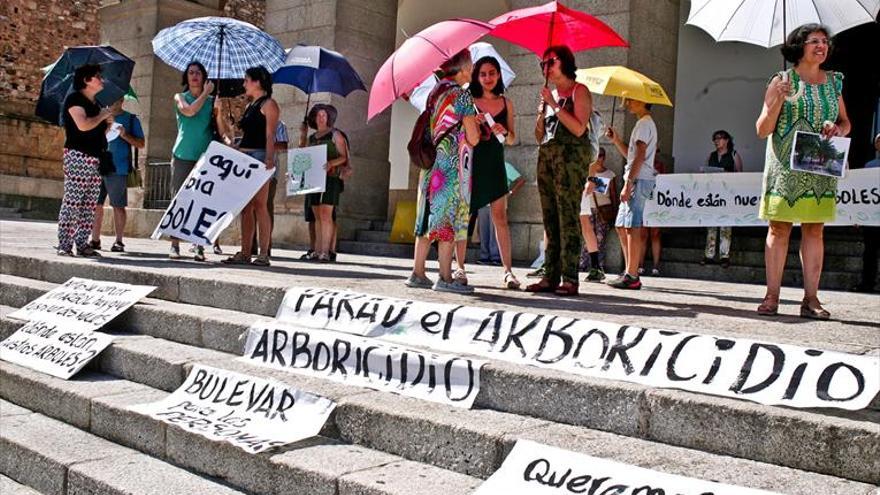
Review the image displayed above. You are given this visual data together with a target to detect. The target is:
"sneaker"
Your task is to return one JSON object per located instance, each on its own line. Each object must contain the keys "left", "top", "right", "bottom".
{"left": 700, "top": 257, "right": 714, "bottom": 266}
{"left": 111, "top": 241, "right": 125, "bottom": 253}
{"left": 608, "top": 273, "right": 642, "bottom": 290}
{"left": 491, "top": 259, "right": 502, "bottom": 266}
{"left": 585, "top": 268, "right": 606, "bottom": 282}
{"left": 475, "top": 258, "right": 491, "bottom": 266}
{"left": 57, "top": 248, "right": 74, "bottom": 257}
{"left": 299, "top": 250, "right": 316, "bottom": 260}
{"left": 526, "top": 267, "right": 545, "bottom": 278}
{"left": 193, "top": 246, "right": 206, "bottom": 262}
{"left": 651, "top": 268, "right": 660, "bottom": 277}
{"left": 169, "top": 245, "right": 182, "bottom": 259}
{"left": 213, "top": 244, "right": 223, "bottom": 255}
{"left": 719, "top": 258, "right": 730, "bottom": 269}
{"left": 405, "top": 274, "right": 434, "bottom": 289}
{"left": 453, "top": 268, "right": 468, "bottom": 285}
{"left": 637, "top": 267, "right": 645, "bottom": 276}
{"left": 433, "top": 278, "right": 474, "bottom": 294}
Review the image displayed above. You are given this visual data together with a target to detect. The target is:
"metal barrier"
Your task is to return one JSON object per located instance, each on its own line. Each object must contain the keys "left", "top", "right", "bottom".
{"left": 144, "top": 161, "right": 172, "bottom": 210}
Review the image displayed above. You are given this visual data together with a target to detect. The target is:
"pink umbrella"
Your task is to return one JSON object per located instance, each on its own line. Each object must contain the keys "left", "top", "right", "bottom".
{"left": 367, "top": 18, "right": 493, "bottom": 121}
{"left": 489, "top": 1, "right": 628, "bottom": 56}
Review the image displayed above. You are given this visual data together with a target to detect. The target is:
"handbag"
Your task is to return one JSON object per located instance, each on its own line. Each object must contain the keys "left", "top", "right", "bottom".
{"left": 594, "top": 192, "right": 618, "bottom": 224}
{"left": 98, "top": 151, "right": 115, "bottom": 176}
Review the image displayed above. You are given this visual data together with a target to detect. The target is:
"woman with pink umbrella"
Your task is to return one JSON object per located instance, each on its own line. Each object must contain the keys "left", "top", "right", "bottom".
{"left": 407, "top": 50, "right": 481, "bottom": 294}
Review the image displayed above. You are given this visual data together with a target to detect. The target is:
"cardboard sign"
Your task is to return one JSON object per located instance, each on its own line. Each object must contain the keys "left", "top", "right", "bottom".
{"left": 8, "top": 278, "right": 155, "bottom": 333}
{"left": 286, "top": 144, "right": 327, "bottom": 196}
{"left": 0, "top": 320, "right": 114, "bottom": 379}
{"left": 474, "top": 440, "right": 780, "bottom": 494}
{"left": 151, "top": 141, "right": 274, "bottom": 245}
{"left": 275, "top": 287, "right": 880, "bottom": 410}
{"left": 643, "top": 169, "right": 880, "bottom": 227}
{"left": 130, "top": 364, "right": 335, "bottom": 454}
{"left": 241, "top": 321, "right": 485, "bottom": 408}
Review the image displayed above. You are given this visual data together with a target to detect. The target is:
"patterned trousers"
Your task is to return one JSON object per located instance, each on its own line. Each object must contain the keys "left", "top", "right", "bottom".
{"left": 579, "top": 211, "right": 610, "bottom": 270}
{"left": 537, "top": 142, "right": 591, "bottom": 284}
{"left": 705, "top": 226, "right": 732, "bottom": 259}
{"left": 57, "top": 149, "right": 101, "bottom": 252}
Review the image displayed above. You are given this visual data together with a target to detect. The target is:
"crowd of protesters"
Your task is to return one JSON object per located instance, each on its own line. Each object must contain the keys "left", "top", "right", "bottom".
{"left": 56, "top": 22, "right": 871, "bottom": 321}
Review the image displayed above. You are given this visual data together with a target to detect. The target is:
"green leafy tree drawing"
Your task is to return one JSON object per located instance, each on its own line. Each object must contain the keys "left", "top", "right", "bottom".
{"left": 290, "top": 153, "right": 313, "bottom": 190}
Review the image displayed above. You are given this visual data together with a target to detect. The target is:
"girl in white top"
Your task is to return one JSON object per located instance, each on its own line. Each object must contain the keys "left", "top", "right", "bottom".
{"left": 579, "top": 147, "right": 617, "bottom": 281}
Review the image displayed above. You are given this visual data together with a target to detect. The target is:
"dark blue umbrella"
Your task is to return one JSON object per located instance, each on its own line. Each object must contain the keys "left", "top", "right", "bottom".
{"left": 35, "top": 45, "right": 135, "bottom": 125}
{"left": 273, "top": 45, "right": 367, "bottom": 121}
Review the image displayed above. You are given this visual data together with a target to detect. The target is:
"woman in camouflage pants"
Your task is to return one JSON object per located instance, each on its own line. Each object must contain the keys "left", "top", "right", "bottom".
{"left": 526, "top": 46, "right": 594, "bottom": 297}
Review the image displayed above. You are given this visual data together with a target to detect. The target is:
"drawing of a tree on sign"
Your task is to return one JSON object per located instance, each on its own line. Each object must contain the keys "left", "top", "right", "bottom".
{"left": 290, "top": 153, "right": 313, "bottom": 190}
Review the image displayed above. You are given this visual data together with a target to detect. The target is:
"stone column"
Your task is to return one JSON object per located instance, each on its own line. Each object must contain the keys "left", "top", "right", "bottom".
{"left": 500, "top": 0, "right": 680, "bottom": 266}
{"left": 99, "top": 0, "right": 223, "bottom": 166}
{"left": 266, "top": 0, "right": 398, "bottom": 227}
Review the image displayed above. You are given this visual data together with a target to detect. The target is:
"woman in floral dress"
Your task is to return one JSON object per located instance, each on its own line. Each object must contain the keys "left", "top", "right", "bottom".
{"left": 755, "top": 24, "right": 851, "bottom": 319}
{"left": 406, "top": 49, "right": 480, "bottom": 294}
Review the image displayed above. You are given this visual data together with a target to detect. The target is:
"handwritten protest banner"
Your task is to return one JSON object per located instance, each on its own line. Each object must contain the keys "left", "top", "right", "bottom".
{"left": 474, "top": 440, "right": 779, "bottom": 494}
{"left": 286, "top": 144, "right": 327, "bottom": 196}
{"left": 276, "top": 287, "right": 880, "bottom": 410}
{"left": 8, "top": 278, "right": 155, "bottom": 333}
{"left": 0, "top": 320, "right": 114, "bottom": 379}
{"left": 241, "top": 321, "right": 485, "bottom": 408}
{"left": 151, "top": 141, "right": 274, "bottom": 245}
{"left": 643, "top": 168, "right": 880, "bottom": 227}
{"left": 130, "top": 364, "right": 335, "bottom": 454}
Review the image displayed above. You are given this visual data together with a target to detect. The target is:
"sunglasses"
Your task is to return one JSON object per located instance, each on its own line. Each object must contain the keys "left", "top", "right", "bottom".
{"left": 539, "top": 57, "right": 559, "bottom": 69}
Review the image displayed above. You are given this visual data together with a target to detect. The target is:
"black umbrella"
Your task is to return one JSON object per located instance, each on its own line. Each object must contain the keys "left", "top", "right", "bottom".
{"left": 35, "top": 45, "right": 135, "bottom": 126}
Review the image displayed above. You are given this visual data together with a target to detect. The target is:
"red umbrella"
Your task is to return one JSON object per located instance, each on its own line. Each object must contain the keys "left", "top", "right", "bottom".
{"left": 367, "top": 18, "right": 493, "bottom": 120}
{"left": 489, "top": 1, "right": 628, "bottom": 56}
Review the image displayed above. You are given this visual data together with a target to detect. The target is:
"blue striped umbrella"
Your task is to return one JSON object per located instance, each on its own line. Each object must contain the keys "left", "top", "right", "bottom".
{"left": 152, "top": 17, "right": 285, "bottom": 80}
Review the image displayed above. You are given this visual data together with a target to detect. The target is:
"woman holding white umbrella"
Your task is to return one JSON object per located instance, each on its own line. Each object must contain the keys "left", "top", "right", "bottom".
{"left": 755, "top": 24, "right": 851, "bottom": 319}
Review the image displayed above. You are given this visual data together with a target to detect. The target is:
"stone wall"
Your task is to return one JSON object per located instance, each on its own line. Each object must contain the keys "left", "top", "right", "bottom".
{"left": 0, "top": 0, "right": 265, "bottom": 187}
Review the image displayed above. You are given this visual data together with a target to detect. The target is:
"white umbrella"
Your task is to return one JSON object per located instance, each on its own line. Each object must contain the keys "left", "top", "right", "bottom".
{"left": 408, "top": 42, "right": 517, "bottom": 112}
{"left": 686, "top": 0, "right": 879, "bottom": 48}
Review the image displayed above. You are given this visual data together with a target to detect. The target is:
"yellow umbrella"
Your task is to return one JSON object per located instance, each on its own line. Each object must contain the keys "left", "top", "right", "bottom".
{"left": 576, "top": 65, "right": 672, "bottom": 126}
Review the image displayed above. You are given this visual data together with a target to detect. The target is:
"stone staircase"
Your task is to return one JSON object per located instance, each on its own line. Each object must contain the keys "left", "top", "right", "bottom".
{"left": 0, "top": 252, "right": 878, "bottom": 494}
{"left": 656, "top": 227, "right": 874, "bottom": 291}
{"left": 338, "top": 220, "right": 482, "bottom": 262}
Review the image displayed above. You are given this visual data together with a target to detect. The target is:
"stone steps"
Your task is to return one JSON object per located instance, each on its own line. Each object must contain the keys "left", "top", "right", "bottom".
{"left": 2, "top": 355, "right": 875, "bottom": 494}
{"left": 2, "top": 274, "right": 879, "bottom": 486}
{"left": 662, "top": 227, "right": 866, "bottom": 258}
{"left": 656, "top": 259, "right": 865, "bottom": 291}
{"left": 0, "top": 366, "right": 482, "bottom": 495}
{"left": 337, "top": 240, "right": 482, "bottom": 263}
{"left": 0, "top": 400, "right": 247, "bottom": 495}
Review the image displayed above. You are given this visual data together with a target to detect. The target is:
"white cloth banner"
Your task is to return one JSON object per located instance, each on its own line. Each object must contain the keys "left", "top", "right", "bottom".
{"left": 643, "top": 168, "right": 880, "bottom": 227}
{"left": 474, "top": 440, "right": 780, "bottom": 494}
{"left": 151, "top": 141, "right": 274, "bottom": 245}
{"left": 275, "top": 287, "right": 880, "bottom": 410}
{"left": 8, "top": 278, "right": 156, "bottom": 333}
{"left": 129, "top": 364, "right": 335, "bottom": 454}
{"left": 240, "top": 320, "right": 485, "bottom": 408}
{"left": 0, "top": 320, "right": 114, "bottom": 379}
{"left": 286, "top": 144, "right": 327, "bottom": 196}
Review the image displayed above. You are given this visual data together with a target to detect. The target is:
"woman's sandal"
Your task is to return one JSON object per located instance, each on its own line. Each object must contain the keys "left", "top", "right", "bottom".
{"left": 756, "top": 296, "right": 779, "bottom": 316}
{"left": 800, "top": 299, "right": 830, "bottom": 320}
{"left": 503, "top": 271, "right": 521, "bottom": 290}
{"left": 554, "top": 281, "right": 579, "bottom": 297}
{"left": 221, "top": 252, "right": 251, "bottom": 265}
{"left": 525, "top": 278, "right": 559, "bottom": 293}
{"left": 251, "top": 255, "right": 271, "bottom": 267}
